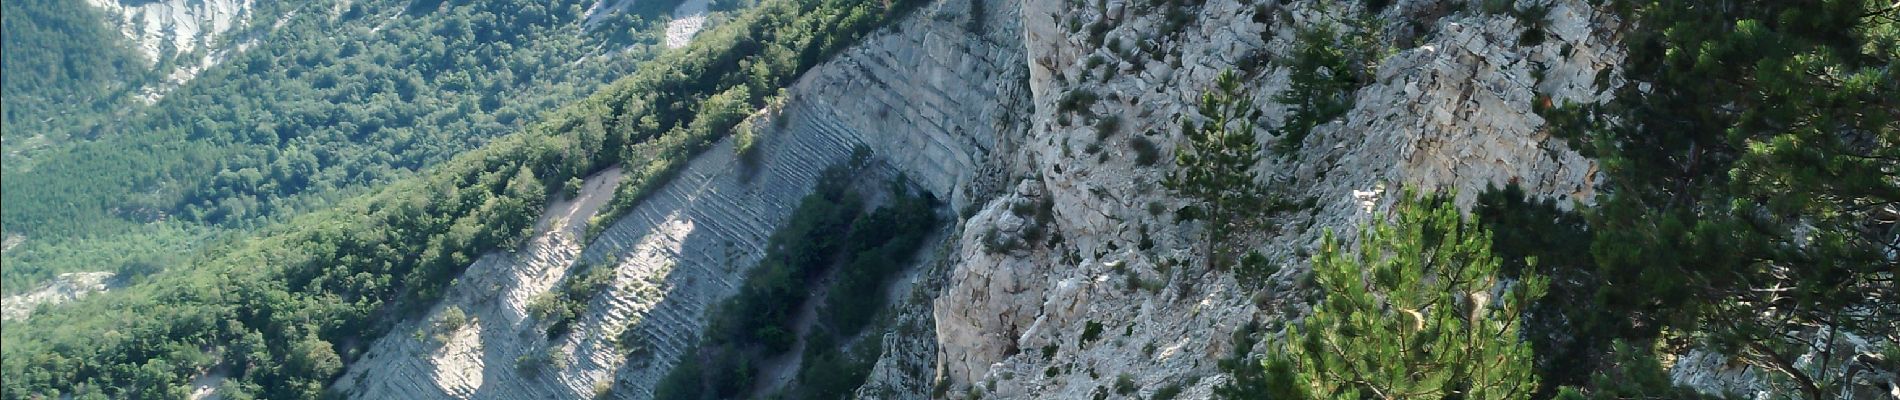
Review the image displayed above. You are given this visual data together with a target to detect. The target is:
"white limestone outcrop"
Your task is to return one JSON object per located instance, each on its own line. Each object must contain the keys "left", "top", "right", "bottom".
{"left": 0, "top": 271, "right": 116, "bottom": 321}
{"left": 82, "top": 0, "right": 264, "bottom": 103}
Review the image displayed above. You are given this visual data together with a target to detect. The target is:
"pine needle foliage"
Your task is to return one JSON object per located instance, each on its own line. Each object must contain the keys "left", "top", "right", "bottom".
{"left": 1266, "top": 193, "right": 1548, "bottom": 400}
{"left": 1547, "top": 1, "right": 1899, "bottom": 396}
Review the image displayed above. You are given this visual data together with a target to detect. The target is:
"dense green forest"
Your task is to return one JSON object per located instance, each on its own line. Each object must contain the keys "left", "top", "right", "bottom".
{"left": 0, "top": 0, "right": 922, "bottom": 396}
{"left": 0, "top": 0, "right": 150, "bottom": 151}
{"left": 0, "top": 0, "right": 718, "bottom": 293}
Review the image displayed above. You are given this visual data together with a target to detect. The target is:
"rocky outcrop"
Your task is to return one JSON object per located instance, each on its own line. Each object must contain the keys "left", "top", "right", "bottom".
{"left": 1298, "top": 3, "right": 1611, "bottom": 210}
{"left": 83, "top": 0, "right": 255, "bottom": 65}
{"left": 1670, "top": 333, "right": 1900, "bottom": 400}
{"left": 927, "top": 0, "right": 1624, "bottom": 396}
{"left": 336, "top": 166, "right": 614, "bottom": 400}
{"left": 0, "top": 271, "right": 116, "bottom": 321}
{"left": 335, "top": 0, "right": 1036, "bottom": 392}
{"left": 587, "top": 108, "right": 897, "bottom": 398}
{"left": 82, "top": 0, "right": 265, "bottom": 103}
{"left": 663, "top": 0, "right": 711, "bottom": 49}
{"left": 336, "top": 0, "right": 1640, "bottom": 396}
{"left": 789, "top": 0, "right": 1030, "bottom": 211}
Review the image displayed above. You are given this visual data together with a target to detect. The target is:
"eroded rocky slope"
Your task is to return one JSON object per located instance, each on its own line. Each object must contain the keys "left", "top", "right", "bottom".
{"left": 81, "top": 0, "right": 264, "bottom": 102}
{"left": 339, "top": 0, "right": 1692, "bottom": 397}
{"left": 337, "top": 105, "right": 876, "bottom": 398}
{"left": 0, "top": 271, "right": 116, "bottom": 321}
{"left": 330, "top": 0, "right": 1034, "bottom": 395}
{"left": 928, "top": 0, "right": 1619, "bottom": 396}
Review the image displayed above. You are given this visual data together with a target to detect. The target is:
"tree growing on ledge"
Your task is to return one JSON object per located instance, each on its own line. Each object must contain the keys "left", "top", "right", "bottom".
{"left": 1264, "top": 193, "right": 1548, "bottom": 399}
{"left": 1168, "top": 69, "right": 1268, "bottom": 270}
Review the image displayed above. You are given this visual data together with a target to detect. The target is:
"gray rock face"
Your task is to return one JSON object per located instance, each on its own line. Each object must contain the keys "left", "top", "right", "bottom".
{"left": 335, "top": 171, "right": 601, "bottom": 400}
{"left": 1670, "top": 332, "right": 1900, "bottom": 400}
{"left": 929, "top": 0, "right": 1624, "bottom": 396}
{"left": 337, "top": 0, "right": 1643, "bottom": 396}
{"left": 83, "top": 0, "right": 255, "bottom": 64}
{"left": 790, "top": 0, "right": 1031, "bottom": 211}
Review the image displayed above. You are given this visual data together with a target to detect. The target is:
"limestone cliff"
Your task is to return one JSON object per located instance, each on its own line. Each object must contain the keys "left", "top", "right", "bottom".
{"left": 926, "top": 0, "right": 1618, "bottom": 396}
{"left": 337, "top": 0, "right": 1654, "bottom": 397}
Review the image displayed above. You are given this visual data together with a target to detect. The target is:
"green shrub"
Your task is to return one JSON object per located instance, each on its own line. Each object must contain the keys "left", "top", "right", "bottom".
{"left": 1151, "top": 383, "right": 1183, "bottom": 400}
{"left": 535, "top": 263, "right": 615, "bottom": 338}
{"left": 1058, "top": 89, "right": 1100, "bottom": 114}
{"left": 1095, "top": 115, "right": 1121, "bottom": 141}
{"left": 514, "top": 347, "right": 570, "bottom": 373}
{"left": 966, "top": 0, "right": 986, "bottom": 32}
{"left": 1234, "top": 250, "right": 1276, "bottom": 288}
{"left": 432, "top": 306, "right": 470, "bottom": 342}
{"left": 1481, "top": 0, "right": 1550, "bottom": 46}
{"left": 732, "top": 120, "right": 761, "bottom": 166}
{"left": 564, "top": 177, "right": 585, "bottom": 198}
{"left": 1115, "top": 374, "right": 1139, "bottom": 395}
{"left": 1087, "top": 20, "right": 1111, "bottom": 47}
{"left": 1079, "top": 321, "right": 1105, "bottom": 346}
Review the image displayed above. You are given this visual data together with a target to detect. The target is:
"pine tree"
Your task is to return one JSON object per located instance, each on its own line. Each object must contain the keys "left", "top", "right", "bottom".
{"left": 1265, "top": 193, "right": 1548, "bottom": 400}
{"left": 1564, "top": 2, "right": 1899, "bottom": 397}
{"left": 1269, "top": 0, "right": 1381, "bottom": 156}
{"left": 1168, "top": 69, "right": 1268, "bottom": 270}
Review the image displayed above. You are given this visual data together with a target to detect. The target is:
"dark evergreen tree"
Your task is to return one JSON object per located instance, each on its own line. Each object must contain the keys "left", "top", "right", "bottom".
{"left": 1558, "top": 1, "right": 1899, "bottom": 397}
{"left": 1168, "top": 69, "right": 1268, "bottom": 270}
{"left": 1268, "top": 0, "right": 1381, "bottom": 155}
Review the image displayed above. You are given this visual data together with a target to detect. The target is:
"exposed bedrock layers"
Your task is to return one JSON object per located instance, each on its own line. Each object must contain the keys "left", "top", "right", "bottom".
{"left": 793, "top": 0, "right": 1031, "bottom": 212}
{"left": 332, "top": 3, "right": 1032, "bottom": 388}
{"left": 334, "top": 0, "right": 1030, "bottom": 395}
{"left": 337, "top": 104, "right": 876, "bottom": 399}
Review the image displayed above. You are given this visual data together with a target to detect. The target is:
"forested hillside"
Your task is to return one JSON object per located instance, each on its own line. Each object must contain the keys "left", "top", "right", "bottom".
{"left": 0, "top": 0, "right": 717, "bottom": 293}
{"left": 0, "top": 0, "right": 921, "bottom": 395}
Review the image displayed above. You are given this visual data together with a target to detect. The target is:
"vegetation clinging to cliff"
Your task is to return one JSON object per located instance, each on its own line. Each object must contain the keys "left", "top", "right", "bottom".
{"left": 656, "top": 155, "right": 940, "bottom": 399}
